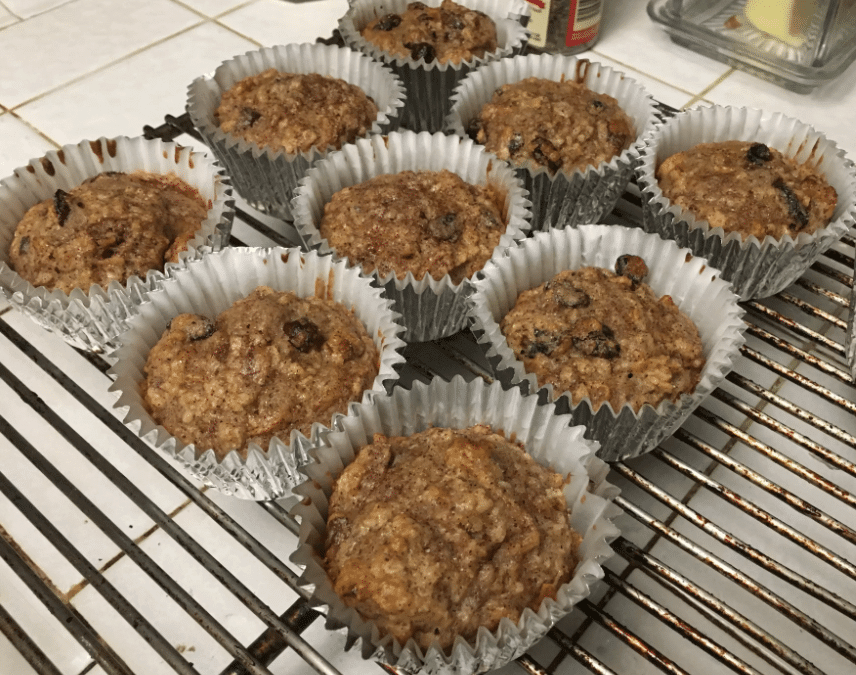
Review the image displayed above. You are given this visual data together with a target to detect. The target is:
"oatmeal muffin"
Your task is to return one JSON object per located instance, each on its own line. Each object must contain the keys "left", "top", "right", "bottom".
{"left": 469, "top": 76, "right": 635, "bottom": 176}
{"left": 360, "top": 0, "right": 498, "bottom": 65}
{"left": 656, "top": 140, "right": 838, "bottom": 240}
{"left": 319, "top": 169, "right": 507, "bottom": 283}
{"left": 323, "top": 425, "right": 582, "bottom": 651}
{"left": 215, "top": 69, "right": 379, "bottom": 155}
{"left": 8, "top": 171, "right": 207, "bottom": 294}
{"left": 501, "top": 256, "right": 705, "bottom": 412}
{"left": 142, "top": 285, "right": 380, "bottom": 459}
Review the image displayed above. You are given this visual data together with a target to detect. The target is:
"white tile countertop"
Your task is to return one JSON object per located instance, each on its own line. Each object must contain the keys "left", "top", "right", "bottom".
{"left": 1, "top": 1, "right": 855, "bottom": 675}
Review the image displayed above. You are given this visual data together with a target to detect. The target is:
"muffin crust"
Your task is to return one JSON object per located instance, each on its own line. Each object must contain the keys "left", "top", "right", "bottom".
{"left": 142, "top": 286, "right": 379, "bottom": 458}
{"left": 319, "top": 169, "right": 507, "bottom": 283}
{"left": 9, "top": 171, "right": 207, "bottom": 294}
{"left": 501, "top": 256, "right": 705, "bottom": 412}
{"left": 656, "top": 140, "right": 837, "bottom": 239}
{"left": 324, "top": 425, "right": 580, "bottom": 651}
{"left": 215, "top": 69, "right": 379, "bottom": 154}
{"left": 361, "top": 0, "right": 498, "bottom": 65}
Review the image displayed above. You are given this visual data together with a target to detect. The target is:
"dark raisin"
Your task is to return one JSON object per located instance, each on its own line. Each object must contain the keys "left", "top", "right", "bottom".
{"left": 507, "top": 132, "right": 524, "bottom": 155}
{"left": 466, "top": 117, "right": 483, "bottom": 143}
{"left": 615, "top": 254, "right": 648, "bottom": 289}
{"left": 405, "top": 42, "right": 435, "bottom": 62}
{"left": 238, "top": 107, "right": 261, "bottom": 129}
{"left": 590, "top": 98, "right": 605, "bottom": 111}
{"left": 572, "top": 324, "right": 620, "bottom": 359}
{"left": 18, "top": 236, "right": 30, "bottom": 255}
{"left": 53, "top": 189, "right": 71, "bottom": 226}
{"left": 426, "top": 213, "right": 459, "bottom": 242}
{"left": 547, "top": 279, "right": 591, "bottom": 308}
{"left": 284, "top": 317, "right": 325, "bottom": 352}
{"left": 746, "top": 142, "right": 772, "bottom": 165}
{"left": 187, "top": 316, "right": 216, "bottom": 341}
{"left": 532, "top": 137, "right": 562, "bottom": 173}
{"left": 773, "top": 178, "right": 809, "bottom": 230}
{"left": 376, "top": 13, "right": 402, "bottom": 31}
{"left": 522, "top": 328, "right": 564, "bottom": 358}
{"left": 441, "top": 10, "right": 464, "bottom": 30}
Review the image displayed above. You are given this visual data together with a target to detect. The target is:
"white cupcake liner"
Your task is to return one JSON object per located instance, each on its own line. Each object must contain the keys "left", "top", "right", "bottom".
{"left": 186, "top": 42, "right": 406, "bottom": 220}
{"left": 289, "top": 375, "right": 621, "bottom": 674}
{"left": 445, "top": 53, "right": 659, "bottom": 230}
{"left": 635, "top": 105, "right": 856, "bottom": 301}
{"left": 339, "top": 0, "right": 529, "bottom": 133}
{"left": 107, "top": 247, "right": 407, "bottom": 501}
{"left": 0, "top": 136, "right": 234, "bottom": 352}
{"left": 469, "top": 224, "right": 747, "bottom": 462}
{"left": 292, "top": 130, "right": 532, "bottom": 342}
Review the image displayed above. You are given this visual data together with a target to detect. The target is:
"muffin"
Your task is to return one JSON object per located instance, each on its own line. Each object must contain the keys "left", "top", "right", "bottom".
{"left": 108, "top": 247, "right": 407, "bottom": 500}
{"left": 292, "top": 130, "right": 531, "bottom": 342}
{"left": 290, "top": 376, "right": 620, "bottom": 673}
{"left": 318, "top": 168, "right": 508, "bottom": 284}
{"left": 500, "top": 257, "right": 705, "bottom": 414}
{"left": 469, "top": 224, "right": 747, "bottom": 462}
{"left": 187, "top": 43, "right": 405, "bottom": 220}
{"left": 446, "top": 53, "right": 658, "bottom": 231}
{"left": 0, "top": 136, "right": 233, "bottom": 352}
{"left": 339, "top": 0, "right": 529, "bottom": 132}
{"left": 9, "top": 171, "right": 208, "bottom": 294}
{"left": 142, "top": 286, "right": 380, "bottom": 460}
{"left": 636, "top": 105, "right": 856, "bottom": 300}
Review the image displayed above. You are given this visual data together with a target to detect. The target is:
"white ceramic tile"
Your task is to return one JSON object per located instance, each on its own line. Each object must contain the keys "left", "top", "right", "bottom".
{"left": 584, "top": 51, "right": 696, "bottom": 111}
{"left": 15, "top": 21, "right": 257, "bottom": 143}
{"left": 0, "top": 4, "right": 19, "bottom": 27}
{"left": 219, "top": 0, "right": 347, "bottom": 46}
{"left": 3, "top": 0, "right": 72, "bottom": 19}
{"left": 0, "top": 632, "right": 39, "bottom": 675}
{"left": 178, "top": 0, "right": 254, "bottom": 17}
{"left": 0, "top": 112, "right": 57, "bottom": 177}
{"left": 594, "top": 0, "right": 732, "bottom": 98}
{"left": 704, "top": 59, "right": 856, "bottom": 159}
{"left": 0, "top": 0, "right": 200, "bottom": 109}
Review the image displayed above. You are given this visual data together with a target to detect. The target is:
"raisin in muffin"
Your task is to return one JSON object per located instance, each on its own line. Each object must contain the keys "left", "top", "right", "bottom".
{"left": 323, "top": 425, "right": 581, "bottom": 651}
{"left": 215, "top": 69, "right": 379, "bottom": 155}
{"left": 656, "top": 140, "right": 837, "bottom": 240}
{"left": 360, "top": 0, "right": 498, "bottom": 65}
{"left": 142, "top": 285, "right": 380, "bottom": 460}
{"left": 500, "top": 256, "right": 705, "bottom": 412}
{"left": 318, "top": 169, "right": 507, "bottom": 283}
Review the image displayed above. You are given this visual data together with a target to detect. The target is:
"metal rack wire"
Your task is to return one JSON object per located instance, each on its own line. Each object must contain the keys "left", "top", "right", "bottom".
{"left": 0, "top": 110, "right": 854, "bottom": 675}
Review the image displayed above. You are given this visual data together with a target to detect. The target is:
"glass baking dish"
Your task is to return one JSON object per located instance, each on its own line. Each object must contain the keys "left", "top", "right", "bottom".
{"left": 647, "top": 0, "right": 856, "bottom": 93}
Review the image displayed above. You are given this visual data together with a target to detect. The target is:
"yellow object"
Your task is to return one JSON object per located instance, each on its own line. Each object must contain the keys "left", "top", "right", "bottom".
{"left": 744, "top": 0, "right": 817, "bottom": 47}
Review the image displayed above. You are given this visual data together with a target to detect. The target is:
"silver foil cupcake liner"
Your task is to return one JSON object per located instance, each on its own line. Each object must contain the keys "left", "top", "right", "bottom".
{"left": 848, "top": 258, "right": 856, "bottom": 379}
{"left": 338, "top": 0, "right": 529, "bottom": 133}
{"left": 107, "top": 247, "right": 407, "bottom": 501}
{"left": 292, "top": 130, "right": 532, "bottom": 342}
{"left": 289, "top": 375, "right": 621, "bottom": 674}
{"left": 0, "top": 136, "right": 234, "bottom": 353}
{"left": 186, "top": 42, "right": 406, "bottom": 220}
{"left": 469, "top": 224, "right": 747, "bottom": 462}
{"left": 636, "top": 105, "right": 856, "bottom": 300}
{"left": 445, "top": 53, "right": 659, "bottom": 231}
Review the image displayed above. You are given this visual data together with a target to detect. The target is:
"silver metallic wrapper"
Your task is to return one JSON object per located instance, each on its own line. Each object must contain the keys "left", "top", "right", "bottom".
{"left": 186, "top": 42, "right": 406, "bottom": 220}
{"left": 0, "top": 136, "right": 233, "bottom": 353}
{"left": 848, "top": 261, "right": 856, "bottom": 379}
{"left": 107, "top": 247, "right": 407, "bottom": 501}
{"left": 289, "top": 375, "right": 621, "bottom": 674}
{"left": 292, "top": 130, "right": 532, "bottom": 342}
{"left": 445, "top": 54, "right": 658, "bottom": 231}
{"left": 636, "top": 105, "right": 856, "bottom": 300}
{"left": 469, "top": 224, "right": 747, "bottom": 462}
{"left": 338, "top": 0, "right": 529, "bottom": 133}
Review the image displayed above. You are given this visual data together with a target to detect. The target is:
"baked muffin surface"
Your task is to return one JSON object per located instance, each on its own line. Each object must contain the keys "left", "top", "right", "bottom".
{"left": 142, "top": 286, "right": 379, "bottom": 459}
{"left": 9, "top": 171, "right": 207, "bottom": 294}
{"left": 501, "top": 257, "right": 704, "bottom": 412}
{"left": 324, "top": 425, "right": 580, "bottom": 651}
{"left": 470, "top": 76, "right": 635, "bottom": 175}
{"left": 319, "top": 169, "right": 506, "bottom": 283}
{"left": 360, "top": 0, "right": 498, "bottom": 65}
{"left": 215, "top": 69, "right": 378, "bottom": 154}
{"left": 656, "top": 140, "right": 837, "bottom": 240}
